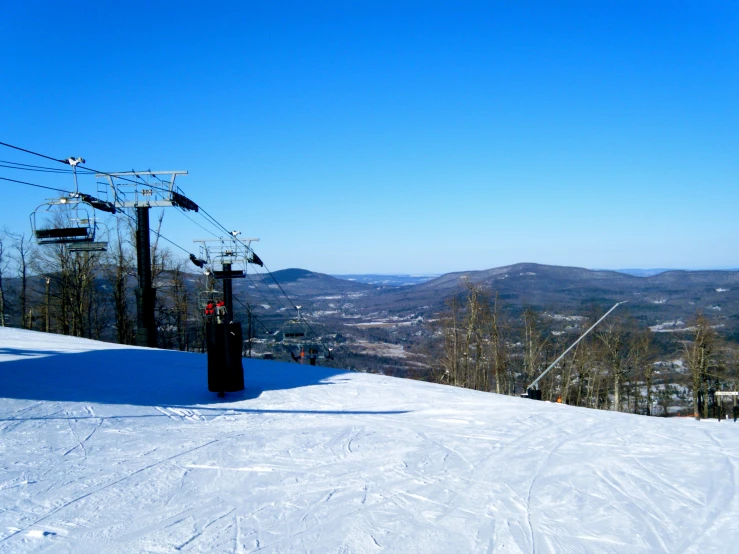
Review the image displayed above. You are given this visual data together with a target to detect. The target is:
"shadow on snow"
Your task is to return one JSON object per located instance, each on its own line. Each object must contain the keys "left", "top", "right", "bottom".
{"left": 0, "top": 346, "right": 400, "bottom": 414}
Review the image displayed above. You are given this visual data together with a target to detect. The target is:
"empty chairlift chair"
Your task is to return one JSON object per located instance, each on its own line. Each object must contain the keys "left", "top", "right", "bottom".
{"left": 31, "top": 196, "right": 107, "bottom": 251}
{"left": 282, "top": 319, "right": 307, "bottom": 343}
{"left": 211, "top": 253, "right": 246, "bottom": 279}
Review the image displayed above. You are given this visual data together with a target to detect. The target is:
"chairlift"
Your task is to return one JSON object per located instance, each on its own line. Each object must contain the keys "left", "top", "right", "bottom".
{"left": 67, "top": 241, "right": 108, "bottom": 253}
{"left": 286, "top": 342, "right": 332, "bottom": 366}
{"left": 198, "top": 289, "right": 221, "bottom": 311}
{"left": 31, "top": 196, "right": 98, "bottom": 245}
{"left": 211, "top": 253, "right": 246, "bottom": 279}
{"left": 282, "top": 318, "right": 308, "bottom": 343}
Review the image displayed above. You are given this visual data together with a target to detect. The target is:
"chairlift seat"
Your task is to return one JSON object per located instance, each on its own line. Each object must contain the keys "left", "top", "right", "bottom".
{"left": 213, "top": 270, "right": 245, "bottom": 279}
{"left": 35, "top": 227, "right": 91, "bottom": 240}
{"left": 67, "top": 241, "right": 108, "bottom": 252}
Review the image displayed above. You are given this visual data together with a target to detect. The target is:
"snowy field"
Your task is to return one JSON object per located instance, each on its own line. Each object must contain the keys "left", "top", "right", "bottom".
{"left": 1, "top": 328, "right": 739, "bottom": 553}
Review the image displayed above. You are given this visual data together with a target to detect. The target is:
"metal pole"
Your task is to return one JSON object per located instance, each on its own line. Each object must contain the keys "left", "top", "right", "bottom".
{"left": 528, "top": 301, "right": 627, "bottom": 391}
{"left": 45, "top": 277, "right": 50, "bottom": 333}
{"left": 135, "top": 207, "right": 157, "bottom": 347}
{"left": 247, "top": 309, "right": 253, "bottom": 358}
{"left": 223, "top": 262, "right": 233, "bottom": 322}
{"left": 72, "top": 164, "right": 78, "bottom": 195}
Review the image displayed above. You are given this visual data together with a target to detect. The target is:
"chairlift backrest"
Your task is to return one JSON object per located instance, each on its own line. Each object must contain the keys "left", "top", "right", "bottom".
{"left": 31, "top": 197, "right": 97, "bottom": 245}
{"left": 198, "top": 290, "right": 220, "bottom": 310}
{"left": 211, "top": 251, "right": 246, "bottom": 279}
{"left": 282, "top": 319, "right": 308, "bottom": 342}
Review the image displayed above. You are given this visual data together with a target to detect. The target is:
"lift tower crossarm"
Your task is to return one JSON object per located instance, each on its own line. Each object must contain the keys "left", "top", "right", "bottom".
{"left": 527, "top": 301, "right": 628, "bottom": 391}
{"left": 95, "top": 170, "right": 190, "bottom": 209}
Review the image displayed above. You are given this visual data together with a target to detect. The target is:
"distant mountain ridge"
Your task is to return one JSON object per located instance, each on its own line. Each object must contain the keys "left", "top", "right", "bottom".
{"left": 610, "top": 268, "right": 674, "bottom": 277}
{"left": 234, "top": 263, "right": 739, "bottom": 342}
{"left": 332, "top": 274, "right": 439, "bottom": 287}
{"left": 610, "top": 268, "right": 739, "bottom": 277}
{"left": 310, "top": 263, "right": 739, "bottom": 338}
{"left": 238, "top": 267, "right": 372, "bottom": 296}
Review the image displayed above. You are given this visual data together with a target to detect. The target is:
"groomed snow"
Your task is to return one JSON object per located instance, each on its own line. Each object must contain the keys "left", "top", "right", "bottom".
{"left": 1, "top": 328, "right": 738, "bottom": 553}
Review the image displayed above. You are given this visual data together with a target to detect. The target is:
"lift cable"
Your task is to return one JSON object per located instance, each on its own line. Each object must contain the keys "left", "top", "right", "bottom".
{"left": 232, "top": 295, "right": 275, "bottom": 335}
{"left": 175, "top": 206, "right": 222, "bottom": 239}
{"left": 0, "top": 161, "right": 74, "bottom": 174}
{"left": 2, "top": 140, "right": 318, "bottom": 343}
{"left": 192, "top": 207, "right": 325, "bottom": 354}
{"left": 0, "top": 141, "right": 187, "bottom": 194}
{"left": 197, "top": 206, "right": 301, "bottom": 311}
{"left": 189, "top": 206, "right": 296, "bottom": 313}
{"left": 0, "top": 140, "right": 70, "bottom": 165}
{"left": 0, "top": 175, "right": 72, "bottom": 193}
{"left": 232, "top": 263, "right": 291, "bottom": 316}
{"left": 246, "top": 264, "right": 292, "bottom": 311}
{"left": 115, "top": 208, "right": 195, "bottom": 258}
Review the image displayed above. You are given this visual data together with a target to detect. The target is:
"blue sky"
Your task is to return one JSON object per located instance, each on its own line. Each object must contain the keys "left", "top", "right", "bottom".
{"left": 1, "top": 1, "right": 737, "bottom": 274}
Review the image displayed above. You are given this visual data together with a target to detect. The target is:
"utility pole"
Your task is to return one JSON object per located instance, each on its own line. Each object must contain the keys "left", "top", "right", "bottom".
{"left": 45, "top": 277, "right": 50, "bottom": 333}
{"left": 247, "top": 308, "right": 253, "bottom": 358}
{"left": 222, "top": 261, "right": 233, "bottom": 321}
{"left": 98, "top": 170, "right": 196, "bottom": 348}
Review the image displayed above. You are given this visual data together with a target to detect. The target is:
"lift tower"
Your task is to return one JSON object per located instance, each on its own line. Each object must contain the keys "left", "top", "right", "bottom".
{"left": 192, "top": 236, "right": 258, "bottom": 396}
{"left": 97, "top": 170, "right": 196, "bottom": 348}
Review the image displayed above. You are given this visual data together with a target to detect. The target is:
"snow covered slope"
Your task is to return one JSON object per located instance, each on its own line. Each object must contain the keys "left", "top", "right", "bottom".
{"left": 1, "top": 328, "right": 738, "bottom": 553}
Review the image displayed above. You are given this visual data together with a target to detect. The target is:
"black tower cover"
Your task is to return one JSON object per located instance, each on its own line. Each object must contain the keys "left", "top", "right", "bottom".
{"left": 206, "top": 322, "right": 245, "bottom": 393}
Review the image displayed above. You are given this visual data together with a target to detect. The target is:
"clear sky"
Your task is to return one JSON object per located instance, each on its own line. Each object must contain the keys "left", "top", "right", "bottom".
{"left": 1, "top": 1, "right": 737, "bottom": 274}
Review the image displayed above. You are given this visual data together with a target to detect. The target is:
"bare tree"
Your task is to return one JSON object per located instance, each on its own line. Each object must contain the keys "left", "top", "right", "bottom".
{"left": 31, "top": 214, "right": 106, "bottom": 338}
{"left": 629, "top": 328, "right": 654, "bottom": 415}
{"left": 596, "top": 318, "right": 629, "bottom": 412}
{"left": 106, "top": 219, "right": 136, "bottom": 344}
{"left": 522, "top": 308, "right": 547, "bottom": 393}
{"left": 487, "top": 292, "right": 509, "bottom": 394}
{"left": 460, "top": 281, "right": 485, "bottom": 390}
{"left": 156, "top": 256, "right": 192, "bottom": 351}
{"left": 9, "top": 232, "right": 33, "bottom": 329}
{"left": 682, "top": 313, "right": 717, "bottom": 420}
{"left": 439, "top": 295, "right": 462, "bottom": 386}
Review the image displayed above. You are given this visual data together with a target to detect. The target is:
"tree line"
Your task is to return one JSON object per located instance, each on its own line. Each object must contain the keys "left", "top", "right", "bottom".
{"left": 431, "top": 281, "right": 739, "bottom": 419}
{"left": 0, "top": 214, "right": 210, "bottom": 352}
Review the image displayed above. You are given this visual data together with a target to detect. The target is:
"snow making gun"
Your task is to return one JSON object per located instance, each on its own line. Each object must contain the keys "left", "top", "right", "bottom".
{"left": 524, "top": 301, "right": 628, "bottom": 400}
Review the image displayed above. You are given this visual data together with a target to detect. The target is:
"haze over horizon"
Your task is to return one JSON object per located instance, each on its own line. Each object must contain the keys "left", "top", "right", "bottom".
{"left": 1, "top": 2, "right": 737, "bottom": 274}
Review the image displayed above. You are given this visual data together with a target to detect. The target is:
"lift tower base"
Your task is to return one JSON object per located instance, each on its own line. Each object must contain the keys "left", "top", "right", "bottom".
{"left": 206, "top": 322, "right": 245, "bottom": 395}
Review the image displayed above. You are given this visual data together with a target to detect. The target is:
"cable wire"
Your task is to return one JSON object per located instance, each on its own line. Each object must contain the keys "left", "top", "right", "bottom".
{"left": 175, "top": 206, "right": 221, "bottom": 239}
{"left": 0, "top": 161, "right": 73, "bottom": 174}
{"left": 0, "top": 175, "right": 71, "bottom": 193}
{"left": 233, "top": 295, "right": 275, "bottom": 335}
{"left": 115, "top": 208, "right": 196, "bottom": 258}
{"left": 1, "top": 140, "right": 328, "bottom": 351}
{"left": 0, "top": 140, "right": 68, "bottom": 164}
{"left": 0, "top": 140, "right": 180, "bottom": 193}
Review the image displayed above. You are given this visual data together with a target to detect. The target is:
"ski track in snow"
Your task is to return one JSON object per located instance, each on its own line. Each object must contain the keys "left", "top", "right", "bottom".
{"left": 1, "top": 327, "right": 739, "bottom": 553}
